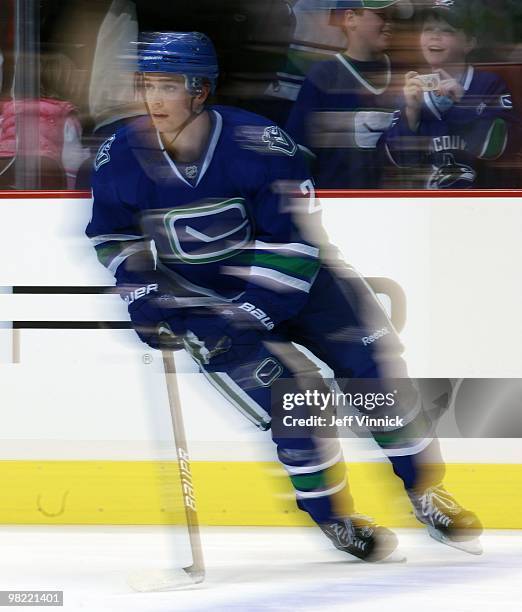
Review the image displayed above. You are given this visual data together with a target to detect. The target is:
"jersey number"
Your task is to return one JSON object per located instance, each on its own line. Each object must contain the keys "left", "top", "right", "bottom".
{"left": 300, "top": 179, "right": 321, "bottom": 214}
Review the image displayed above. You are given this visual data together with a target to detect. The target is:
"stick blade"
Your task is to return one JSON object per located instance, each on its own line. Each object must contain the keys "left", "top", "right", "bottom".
{"left": 127, "top": 567, "right": 204, "bottom": 592}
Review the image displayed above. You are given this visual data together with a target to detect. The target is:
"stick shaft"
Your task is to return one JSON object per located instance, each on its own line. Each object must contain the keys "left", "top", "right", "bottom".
{"left": 162, "top": 349, "right": 205, "bottom": 581}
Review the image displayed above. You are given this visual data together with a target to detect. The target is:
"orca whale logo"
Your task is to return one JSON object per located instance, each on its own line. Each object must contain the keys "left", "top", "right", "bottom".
{"left": 94, "top": 135, "right": 116, "bottom": 171}
{"left": 262, "top": 126, "right": 297, "bottom": 157}
{"left": 428, "top": 153, "right": 476, "bottom": 189}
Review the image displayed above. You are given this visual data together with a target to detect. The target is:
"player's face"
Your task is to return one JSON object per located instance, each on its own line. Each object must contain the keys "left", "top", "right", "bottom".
{"left": 421, "top": 17, "right": 475, "bottom": 68}
{"left": 143, "top": 74, "right": 194, "bottom": 133}
{"left": 350, "top": 9, "right": 395, "bottom": 53}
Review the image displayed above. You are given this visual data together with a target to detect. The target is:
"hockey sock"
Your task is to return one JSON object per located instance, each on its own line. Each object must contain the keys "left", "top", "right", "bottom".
{"left": 276, "top": 439, "right": 353, "bottom": 524}
{"left": 387, "top": 439, "right": 446, "bottom": 491}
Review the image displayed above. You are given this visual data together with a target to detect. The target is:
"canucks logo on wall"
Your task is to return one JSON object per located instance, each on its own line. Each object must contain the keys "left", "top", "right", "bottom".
{"left": 94, "top": 135, "right": 116, "bottom": 171}
{"left": 428, "top": 153, "right": 476, "bottom": 189}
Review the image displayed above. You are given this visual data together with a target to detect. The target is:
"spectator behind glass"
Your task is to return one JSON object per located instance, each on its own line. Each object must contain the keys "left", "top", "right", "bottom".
{"left": 386, "top": 0, "right": 519, "bottom": 189}
{"left": 0, "top": 53, "right": 89, "bottom": 188}
{"left": 88, "top": 0, "right": 145, "bottom": 137}
{"left": 285, "top": 1, "right": 413, "bottom": 189}
{"left": 0, "top": 0, "right": 14, "bottom": 98}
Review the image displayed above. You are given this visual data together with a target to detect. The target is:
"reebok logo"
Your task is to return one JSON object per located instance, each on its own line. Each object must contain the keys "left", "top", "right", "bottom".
{"left": 361, "top": 327, "right": 390, "bottom": 346}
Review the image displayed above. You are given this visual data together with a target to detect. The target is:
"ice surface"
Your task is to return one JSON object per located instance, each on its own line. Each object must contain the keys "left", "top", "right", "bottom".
{"left": 0, "top": 526, "right": 520, "bottom": 611}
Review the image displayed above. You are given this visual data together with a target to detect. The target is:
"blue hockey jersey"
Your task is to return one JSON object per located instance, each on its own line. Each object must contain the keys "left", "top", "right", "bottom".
{"left": 385, "top": 66, "right": 518, "bottom": 189}
{"left": 285, "top": 53, "right": 400, "bottom": 189}
{"left": 86, "top": 106, "right": 322, "bottom": 326}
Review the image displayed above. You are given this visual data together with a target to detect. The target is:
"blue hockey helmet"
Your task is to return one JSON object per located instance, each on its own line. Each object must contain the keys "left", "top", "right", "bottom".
{"left": 137, "top": 32, "right": 219, "bottom": 94}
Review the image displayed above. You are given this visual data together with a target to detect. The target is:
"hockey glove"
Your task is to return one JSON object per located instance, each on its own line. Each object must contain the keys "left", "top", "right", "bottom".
{"left": 185, "top": 301, "right": 275, "bottom": 365}
{"left": 122, "top": 282, "right": 186, "bottom": 350}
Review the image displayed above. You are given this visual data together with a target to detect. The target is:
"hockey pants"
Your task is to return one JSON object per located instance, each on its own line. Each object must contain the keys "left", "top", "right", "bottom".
{"left": 184, "top": 264, "right": 444, "bottom": 524}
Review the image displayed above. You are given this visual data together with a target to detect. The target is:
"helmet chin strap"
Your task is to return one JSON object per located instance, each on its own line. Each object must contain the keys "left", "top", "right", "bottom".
{"left": 163, "top": 98, "right": 204, "bottom": 151}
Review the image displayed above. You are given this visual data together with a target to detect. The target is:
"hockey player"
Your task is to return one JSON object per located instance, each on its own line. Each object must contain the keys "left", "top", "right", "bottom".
{"left": 86, "top": 31, "right": 482, "bottom": 560}
{"left": 386, "top": 0, "right": 518, "bottom": 189}
{"left": 284, "top": 0, "right": 413, "bottom": 188}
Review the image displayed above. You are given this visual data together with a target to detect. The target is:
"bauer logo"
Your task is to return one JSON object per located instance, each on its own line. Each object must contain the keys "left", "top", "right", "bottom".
{"left": 178, "top": 447, "right": 197, "bottom": 512}
{"left": 123, "top": 283, "right": 158, "bottom": 304}
{"left": 239, "top": 302, "right": 275, "bottom": 331}
{"left": 94, "top": 134, "right": 116, "bottom": 171}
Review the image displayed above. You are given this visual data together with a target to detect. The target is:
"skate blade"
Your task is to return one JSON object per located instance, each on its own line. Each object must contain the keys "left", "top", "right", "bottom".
{"left": 342, "top": 549, "right": 406, "bottom": 564}
{"left": 375, "top": 549, "right": 407, "bottom": 563}
{"left": 427, "top": 526, "right": 483, "bottom": 555}
{"left": 127, "top": 567, "right": 204, "bottom": 592}
{"left": 342, "top": 542, "right": 406, "bottom": 564}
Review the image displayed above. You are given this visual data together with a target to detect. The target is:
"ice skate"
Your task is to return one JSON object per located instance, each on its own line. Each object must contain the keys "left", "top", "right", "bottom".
{"left": 408, "top": 484, "right": 483, "bottom": 555}
{"left": 319, "top": 514, "right": 401, "bottom": 562}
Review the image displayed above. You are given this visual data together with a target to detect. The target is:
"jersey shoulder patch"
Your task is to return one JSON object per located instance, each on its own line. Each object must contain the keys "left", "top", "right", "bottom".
{"left": 209, "top": 105, "right": 297, "bottom": 157}
{"left": 94, "top": 134, "right": 116, "bottom": 171}
{"left": 261, "top": 126, "right": 297, "bottom": 156}
{"left": 499, "top": 93, "right": 513, "bottom": 109}
{"left": 235, "top": 123, "right": 297, "bottom": 157}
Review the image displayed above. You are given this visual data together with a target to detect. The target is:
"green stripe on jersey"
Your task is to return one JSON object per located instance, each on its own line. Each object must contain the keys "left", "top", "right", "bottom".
{"left": 237, "top": 252, "right": 320, "bottom": 281}
{"left": 480, "top": 118, "right": 507, "bottom": 160}
{"left": 95, "top": 242, "right": 122, "bottom": 268}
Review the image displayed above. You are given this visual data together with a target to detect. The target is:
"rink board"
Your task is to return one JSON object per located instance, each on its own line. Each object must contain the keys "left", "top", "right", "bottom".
{"left": 0, "top": 460, "right": 521, "bottom": 528}
{"left": 1, "top": 192, "right": 522, "bottom": 529}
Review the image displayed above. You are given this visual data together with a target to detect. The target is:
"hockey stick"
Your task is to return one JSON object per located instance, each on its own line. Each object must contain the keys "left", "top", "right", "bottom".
{"left": 128, "top": 336, "right": 205, "bottom": 591}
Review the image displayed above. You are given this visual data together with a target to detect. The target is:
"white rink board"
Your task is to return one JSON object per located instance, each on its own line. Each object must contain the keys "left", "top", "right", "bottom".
{"left": 321, "top": 197, "right": 522, "bottom": 378}
{"left": 0, "top": 196, "right": 521, "bottom": 462}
